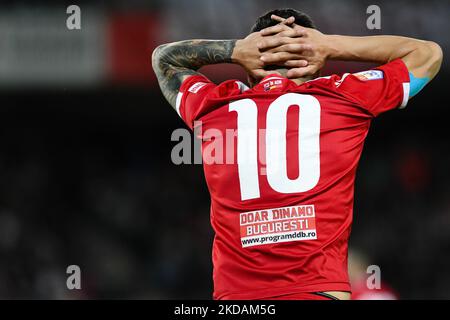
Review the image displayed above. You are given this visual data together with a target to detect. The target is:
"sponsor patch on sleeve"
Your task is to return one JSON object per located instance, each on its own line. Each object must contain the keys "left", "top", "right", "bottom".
{"left": 188, "top": 82, "right": 208, "bottom": 93}
{"left": 353, "top": 70, "right": 384, "bottom": 81}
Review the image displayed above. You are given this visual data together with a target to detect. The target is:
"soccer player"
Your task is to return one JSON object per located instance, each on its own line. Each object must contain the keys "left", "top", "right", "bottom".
{"left": 152, "top": 8, "right": 442, "bottom": 300}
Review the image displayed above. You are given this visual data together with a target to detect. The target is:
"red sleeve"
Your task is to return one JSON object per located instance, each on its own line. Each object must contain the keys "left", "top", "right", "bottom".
{"left": 175, "top": 74, "right": 216, "bottom": 129}
{"left": 334, "top": 59, "right": 410, "bottom": 116}
{"left": 176, "top": 75, "right": 251, "bottom": 129}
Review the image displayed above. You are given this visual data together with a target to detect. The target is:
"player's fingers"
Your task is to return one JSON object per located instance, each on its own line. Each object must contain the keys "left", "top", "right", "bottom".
{"left": 286, "top": 65, "right": 317, "bottom": 78}
{"left": 260, "top": 24, "right": 291, "bottom": 36}
{"left": 270, "top": 14, "right": 285, "bottom": 23}
{"left": 270, "top": 15, "right": 295, "bottom": 26}
{"left": 283, "top": 60, "right": 309, "bottom": 68}
{"left": 270, "top": 43, "right": 313, "bottom": 54}
{"left": 283, "top": 16, "right": 295, "bottom": 25}
{"left": 261, "top": 26, "right": 306, "bottom": 40}
{"left": 260, "top": 52, "right": 304, "bottom": 64}
{"left": 257, "top": 36, "right": 293, "bottom": 50}
{"left": 266, "top": 28, "right": 298, "bottom": 39}
{"left": 278, "top": 26, "right": 307, "bottom": 38}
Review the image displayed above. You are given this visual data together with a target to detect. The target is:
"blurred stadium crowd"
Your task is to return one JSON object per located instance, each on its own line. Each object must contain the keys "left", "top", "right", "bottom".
{"left": 0, "top": 0, "right": 449, "bottom": 299}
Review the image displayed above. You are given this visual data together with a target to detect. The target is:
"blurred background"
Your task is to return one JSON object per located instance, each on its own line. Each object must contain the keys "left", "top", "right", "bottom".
{"left": 0, "top": 0, "right": 448, "bottom": 299}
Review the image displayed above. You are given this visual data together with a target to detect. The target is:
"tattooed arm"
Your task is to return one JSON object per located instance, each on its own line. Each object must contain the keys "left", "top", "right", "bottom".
{"left": 151, "top": 33, "right": 286, "bottom": 109}
{"left": 151, "top": 40, "right": 236, "bottom": 109}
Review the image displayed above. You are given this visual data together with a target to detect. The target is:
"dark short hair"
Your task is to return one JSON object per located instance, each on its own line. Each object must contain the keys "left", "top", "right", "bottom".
{"left": 251, "top": 8, "right": 316, "bottom": 33}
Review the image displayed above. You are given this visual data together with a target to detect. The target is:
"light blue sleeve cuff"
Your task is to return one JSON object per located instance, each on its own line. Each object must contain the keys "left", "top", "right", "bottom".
{"left": 409, "top": 72, "right": 430, "bottom": 98}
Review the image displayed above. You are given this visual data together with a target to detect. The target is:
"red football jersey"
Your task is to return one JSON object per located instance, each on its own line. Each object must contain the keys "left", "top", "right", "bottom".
{"left": 175, "top": 59, "right": 410, "bottom": 299}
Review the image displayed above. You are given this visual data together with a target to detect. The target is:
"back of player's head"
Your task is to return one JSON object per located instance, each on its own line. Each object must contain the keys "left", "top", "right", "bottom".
{"left": 250, "top": 8, "right": 316, "bottom": 33}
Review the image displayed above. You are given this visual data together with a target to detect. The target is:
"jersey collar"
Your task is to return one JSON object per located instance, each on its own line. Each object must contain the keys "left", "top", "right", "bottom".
{"left": 253, "top": 74, "right": 297, "bottom": 92}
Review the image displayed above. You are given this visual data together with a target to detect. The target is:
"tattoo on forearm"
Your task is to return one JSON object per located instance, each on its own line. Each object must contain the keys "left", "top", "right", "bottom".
{"left": 152, "top": 40, "right": 236, "bottom": 108}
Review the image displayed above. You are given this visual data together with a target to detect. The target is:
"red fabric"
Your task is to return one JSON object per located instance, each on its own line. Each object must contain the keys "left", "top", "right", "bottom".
{"left": 108, "top": 13, "right": 161, "bottom": 85}
{"left": 176, "top": 60, "right": 410, "bottom": 300}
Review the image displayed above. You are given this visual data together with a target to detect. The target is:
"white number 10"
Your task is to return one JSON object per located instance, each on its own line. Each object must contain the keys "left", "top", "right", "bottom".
{"left": 229, "top": 93, "right": 321, "bottom": 201}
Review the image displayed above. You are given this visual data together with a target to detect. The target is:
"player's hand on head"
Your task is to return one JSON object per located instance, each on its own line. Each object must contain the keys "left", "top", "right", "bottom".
{"left": 258, "top": 15, "right": 329, "bottom": 79}
{"left": 233, "top": 32, "right": 284, "bottom": 80}
{"left": 233, "top": 15, "right": 311, "bottom": 80}
{"left": 256, "top": 17, "right": 309, "bottom": 53}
